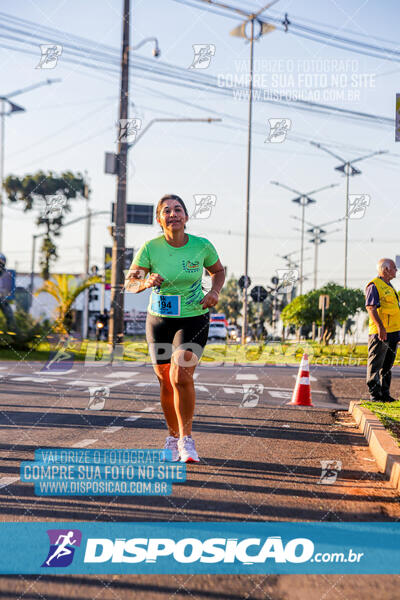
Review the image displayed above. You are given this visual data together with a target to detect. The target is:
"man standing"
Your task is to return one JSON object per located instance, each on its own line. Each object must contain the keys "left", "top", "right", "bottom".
{"left": 365, "top": 258, "right": 400, "bottom": 402}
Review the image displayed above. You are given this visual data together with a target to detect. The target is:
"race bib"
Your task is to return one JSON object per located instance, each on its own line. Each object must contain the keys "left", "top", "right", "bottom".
{"left": 151, "top": 293, "right": 181, "bottom": 316}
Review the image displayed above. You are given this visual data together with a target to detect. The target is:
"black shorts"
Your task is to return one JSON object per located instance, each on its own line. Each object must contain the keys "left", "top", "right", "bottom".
{"left": 146, "top": 313, "right": 210, "bottom": 365}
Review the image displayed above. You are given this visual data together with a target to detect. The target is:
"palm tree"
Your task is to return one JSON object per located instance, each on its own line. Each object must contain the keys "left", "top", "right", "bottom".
{"left": 36, "top": 273, "right": 101, "bottom": 333}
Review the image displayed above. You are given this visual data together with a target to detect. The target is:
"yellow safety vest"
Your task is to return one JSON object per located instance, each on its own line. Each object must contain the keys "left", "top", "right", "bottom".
{"left": 366, "top": 276, "right": 400, "bottom": 334}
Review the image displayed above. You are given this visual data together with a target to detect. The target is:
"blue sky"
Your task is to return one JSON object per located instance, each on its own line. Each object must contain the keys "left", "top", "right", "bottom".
{"left": 1, "top": 0, "right": 398, "bottom": 290}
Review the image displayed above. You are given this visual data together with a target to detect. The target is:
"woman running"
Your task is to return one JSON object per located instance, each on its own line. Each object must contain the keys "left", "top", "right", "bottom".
{"left": 125, "top": 194, "right": 225, "bottom": 462}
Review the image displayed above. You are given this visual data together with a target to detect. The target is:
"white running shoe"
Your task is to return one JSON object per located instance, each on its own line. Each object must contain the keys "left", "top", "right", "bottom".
{"left": 163, "top": 436, "right": 179, "bottom": 462}
{"left": 178, "top": 435, "right": 200, "bottom": 463}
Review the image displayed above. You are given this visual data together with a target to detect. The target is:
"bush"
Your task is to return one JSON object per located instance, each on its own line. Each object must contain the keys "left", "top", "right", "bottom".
{"left": 0, "top": 309, "right": 53, "bottom": 351}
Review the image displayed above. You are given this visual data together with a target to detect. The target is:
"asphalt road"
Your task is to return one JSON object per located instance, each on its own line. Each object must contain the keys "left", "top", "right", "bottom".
{"left": 0, "top": 359, "right": 399, "bottom": 598}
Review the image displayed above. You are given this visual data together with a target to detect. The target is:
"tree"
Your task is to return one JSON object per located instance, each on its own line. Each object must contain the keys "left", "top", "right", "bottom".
{"left": 36, "top": 274, "right": 101, "bottom": 333}
{"left": 214, "top": 276, "right": 242, "bottom": 323}
{"left": 281, "top": 282, "right": 366, "bottom": 343}
{"left": 4, "top": 170, "right": 88, "bottom": 279}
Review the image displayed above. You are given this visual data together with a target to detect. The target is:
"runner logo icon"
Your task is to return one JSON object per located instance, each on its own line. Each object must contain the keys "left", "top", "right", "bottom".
{"left": 42, "top": 529, "right": 82, "bottom": 567}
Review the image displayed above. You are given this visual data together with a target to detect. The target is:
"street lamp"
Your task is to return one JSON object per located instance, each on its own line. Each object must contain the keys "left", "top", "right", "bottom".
{"left": 292, "top": 216, "right": 343, "bottom": 288}
{"left": 310, "top": 142, "right": 387, "bottom": 287}
{"left": 130, "top": 37, "right": 160, "bottom": 58}
{"left": 128, "top": 117, "right": 221, "bottom": 149}
{"left": 270, "top": 181, "right": 338, "bottom": 294}
{"left": 0, "top": 79, "right": 61, "bottom": 253}
{"left": 30, "top": 210, "right": 109, "bottom": 294}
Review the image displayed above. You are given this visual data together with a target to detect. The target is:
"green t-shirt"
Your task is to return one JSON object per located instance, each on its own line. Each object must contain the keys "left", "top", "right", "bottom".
{"left": 131, "top": 234, "right": 219, "bottom": 318}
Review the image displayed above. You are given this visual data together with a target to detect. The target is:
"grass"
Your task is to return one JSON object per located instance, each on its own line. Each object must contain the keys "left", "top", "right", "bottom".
{"left": 0, "top": 339, "right": 380, "bottom": 366}
{"left": 362, "top": 400, "right": 400, "bottom": 446}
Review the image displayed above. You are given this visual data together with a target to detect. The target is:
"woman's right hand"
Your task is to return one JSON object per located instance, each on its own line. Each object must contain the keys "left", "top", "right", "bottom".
{"left": 145, "top": 273, "right": 164, "bottom": 289}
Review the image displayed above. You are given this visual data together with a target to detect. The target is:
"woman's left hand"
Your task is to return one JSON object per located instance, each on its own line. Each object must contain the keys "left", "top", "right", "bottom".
{"left": 200, "top": 290, "right": 219, "bottom": 309}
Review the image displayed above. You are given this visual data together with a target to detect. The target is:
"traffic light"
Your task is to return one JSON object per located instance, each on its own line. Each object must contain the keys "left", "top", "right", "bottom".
{"left": 238, "top": 275, "right": 251, "bottom": 290}
{"left": 250, "top": 285, "right": 268, "bottom": 303}
{"left": 88, "top": 285, "right": 98, "bottom": 302}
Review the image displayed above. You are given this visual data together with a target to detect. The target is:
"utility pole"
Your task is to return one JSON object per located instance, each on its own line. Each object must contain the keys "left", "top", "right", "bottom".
{"left": 82, "top": 183, "right": 91, "bottom": 339}
{"left": 109, "top": 0, "right": 130, "bottom": 347}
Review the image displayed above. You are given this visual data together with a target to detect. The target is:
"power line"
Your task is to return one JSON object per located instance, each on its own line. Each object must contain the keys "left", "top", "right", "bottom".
{"left": 0, "top": 11, "right": 394, "bottom": 128}
{"left": 175, "top": 0, "right": 400, "bottom": 62}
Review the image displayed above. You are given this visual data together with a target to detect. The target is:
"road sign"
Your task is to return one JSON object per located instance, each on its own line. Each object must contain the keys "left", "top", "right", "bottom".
{"left": 250, "top": 285, "right": 268, "bottom": 303}
{"left": 238, "top": 275, "right": 251, "bottom": 290}
{"left": 396, "top": 94, "right": 400, "bottom": 142}
{"left": 319, "top": 294, "right": 330, "bottom": 310}
{"left": 104, "top": 247, "right": 134, "bottom": 290}
{"left": 111, "top": 203, "right": 153, "bottom": 225}
{"left": 319, "top": 294, "right": 330, "bottom": 342}
{"left": 104, "top": 152, "right": 118, "bottom": 175}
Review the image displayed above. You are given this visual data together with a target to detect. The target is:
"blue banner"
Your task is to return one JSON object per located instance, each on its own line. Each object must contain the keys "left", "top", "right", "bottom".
{"left": 0, "top": 522, "right": 399, "bottom": 574}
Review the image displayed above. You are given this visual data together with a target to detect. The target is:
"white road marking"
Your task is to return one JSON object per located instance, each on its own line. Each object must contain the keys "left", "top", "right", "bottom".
{"left": 269, "top": 391, "right": 293, "bottom": 399}
{"left": 235, "top": 374, "right": 258, "bottom": 381}
{"left": 140, "top": 406, "right": 156, "bottom": 412}
{"left": 105, "top": 372, "right": 139, "bottom": 378}
{"left": 107, "top": 379, "right": 139, "bottom": 389}
{"left": 202, "top": 382, "right": 328, "bottom": 394}
{"left": 103, "top": 426, "right": 123, "bottom": 434}
{"left": 72, "top": 439, "right": 98, "bottom": 448}
{"left": 0, "top": 476, "right": 19, "bottom": 489}
{"left": 69, "top": 381, "right": 102, "bottom": 387}
{"left": 195, "top": 385, "right": 209, "bottom": 392}
{"left": 124, "top": 416, "right": 140, "bottom": 422}
{"left": 35, "top": 369, "right": 77, "bottom": 375}
{"left": 135, "top": 382, "right": 157, "bottom": 387}
{"left": 223, "top": 387, "right": 238, "bottom": 394}
{"left": 11, "top": 377, "right": 58, "bottom": 383}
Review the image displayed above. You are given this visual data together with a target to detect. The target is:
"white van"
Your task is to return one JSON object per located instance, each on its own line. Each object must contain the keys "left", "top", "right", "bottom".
{"left": 208, "top": 322, "right": 228, "bottom": 342}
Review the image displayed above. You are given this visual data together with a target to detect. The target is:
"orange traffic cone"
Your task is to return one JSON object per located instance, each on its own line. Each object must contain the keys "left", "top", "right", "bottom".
{"left": 289, "top": 353, "right": 313, "bottom": 406}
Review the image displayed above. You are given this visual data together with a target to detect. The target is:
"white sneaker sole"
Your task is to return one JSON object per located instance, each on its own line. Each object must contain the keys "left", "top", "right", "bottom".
{"left": 180, "top": 455, "right": 200, "bottom": 463}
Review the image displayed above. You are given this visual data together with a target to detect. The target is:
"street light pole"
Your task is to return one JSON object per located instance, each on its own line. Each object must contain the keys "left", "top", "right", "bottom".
{"left": 344, "top": 162, "right": 351, "bottom": 287}
{"left": 0, "top": 79, "right": 61, "bottom": 253}
{"left": 293, "top": 216, "right": 344, "bottom": 289}
{"left": 30, "top": 211, "right": 108, "bottom": 296}
{"left": 242, "top": 16, "right": 255, "bottom": 346}
{"left": 199, "top": 0, "right": 278, "bottom": 345}
{"left": 271, "top": 181, "right": 338, "bottom": 294}
{"left": 310, "top": 142, "right": 387, "bottom": 287}
{"left": 0, "top": 100, "right": 5, "bottom": 255}
{"left": 299, "top": 198, "right": 306, "bottom": 295}
{"left": 128, "top": 117, "right": 221, "bottom": 149}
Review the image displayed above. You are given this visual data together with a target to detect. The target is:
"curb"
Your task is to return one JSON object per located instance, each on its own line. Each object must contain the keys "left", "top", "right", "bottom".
{"left": 349, "top": 401, "right": 400, "bottom": 492}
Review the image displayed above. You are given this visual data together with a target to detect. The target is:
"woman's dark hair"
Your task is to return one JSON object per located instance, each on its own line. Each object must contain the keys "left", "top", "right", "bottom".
{"left": 156, "top": 194, "right": 189, "bottom": 222}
